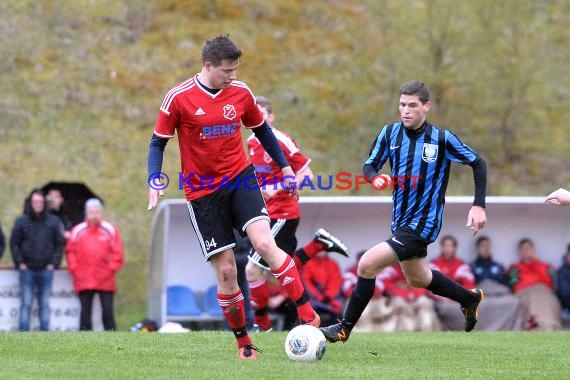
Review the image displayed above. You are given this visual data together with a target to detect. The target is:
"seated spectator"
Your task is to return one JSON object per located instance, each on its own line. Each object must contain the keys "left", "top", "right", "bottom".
{"left": 557, "top": 244, "right": 570, "bottom": 318}
{"left": 301, "top": 251, "right": 343, "bottom": 327}
{"left": 378, "top": 264, "right": 441, "bottom": 332}
{"left": 507, "top": 238, "right": 562, "bottom": 331}
{"left": 430, "top": 235, "right": 476, "bottom": 331}
{"left": 470, "top": 236, "right": 523, "bottom": 330}
{"left": 343, "top": 251, "right": 390, "bottom": 332}
{"left": 266, "top": 282, "right": 298, "bottom": 331}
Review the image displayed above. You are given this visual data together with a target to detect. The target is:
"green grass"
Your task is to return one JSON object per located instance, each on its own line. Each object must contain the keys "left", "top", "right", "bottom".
{"left": 1, "top": 331, "right": 568, "bottom": 379}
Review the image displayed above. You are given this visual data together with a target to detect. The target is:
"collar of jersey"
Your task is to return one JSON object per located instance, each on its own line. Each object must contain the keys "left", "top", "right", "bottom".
{"left": 195, "top": 74, "right": 225, "bottom": 99}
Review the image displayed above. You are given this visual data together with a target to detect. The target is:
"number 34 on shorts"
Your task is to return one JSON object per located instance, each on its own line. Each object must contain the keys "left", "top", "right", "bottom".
{"left": 204, "top": 238, "right": 217, "bottom": 250}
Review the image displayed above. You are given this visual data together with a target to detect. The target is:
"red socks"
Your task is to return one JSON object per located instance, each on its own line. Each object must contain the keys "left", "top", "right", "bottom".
{"left": 302, "top": 240, "right": 326, "bottom": 258}
{"left": 271, "top": 256, "right": 315, "bottom": 322}
{"left": 249, "top": 279, "right": 271, "bottom": 330}
{"left": 217, "top": 290, "right": 251, "bottom": 348}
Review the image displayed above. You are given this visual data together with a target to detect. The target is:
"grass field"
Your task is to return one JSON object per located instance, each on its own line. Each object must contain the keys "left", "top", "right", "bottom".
{"left": 1, "top": 331, "right": 568, "bottom": 379}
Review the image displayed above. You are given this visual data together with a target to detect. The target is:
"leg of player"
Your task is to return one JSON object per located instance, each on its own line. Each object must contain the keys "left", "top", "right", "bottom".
{"left": 293, "top": 228, "right": 350, "bottom": 267}
{"left": 210, "top": 249, "right": 258, "bottom": 360}
{"left": 320, "top": 242, "right": 396, "bottom": 343}
{"left": 400, "top": 258, "right": 484, "bottom": 332}
{"left": 245, "top": 260, "right": 272, "bottom": 331}
{"left": 246, "top": 220, "right": 320, "bottom": 327}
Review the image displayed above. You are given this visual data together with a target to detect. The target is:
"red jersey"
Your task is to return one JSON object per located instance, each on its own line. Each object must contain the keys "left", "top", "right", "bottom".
{"left": 154, "top": 75, "right": 264, "bottom": 200}
{"left": 301, "top": 255, "right": 343, "bottom": 302}
{"left": 379, "top": 264, "right": 428, "bottom": 300}
{"left": 247, "top": 128, "right": 310, "bottom": 219}
{"left": 507, "top": 259, "right": 556, "bottom": 293}
{"left": 430, "top": 255, "right": 476, "bottom": 289}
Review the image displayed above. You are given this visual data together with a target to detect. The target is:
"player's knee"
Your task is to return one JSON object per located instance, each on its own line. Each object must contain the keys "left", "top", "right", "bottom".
{"left": 215, "top": 260, "right": 238, "bottom": 284}
{"left": 250, "top": 235, "right": 275, "bottom": 256}
{"left": 357, "top": 257, "right": 379, "bottom": 278}
{"left": 245, "top": 261, "right": 263, "bottom": 281}
{"left": 406, "top": 273, "right": 430, "bottom": 288}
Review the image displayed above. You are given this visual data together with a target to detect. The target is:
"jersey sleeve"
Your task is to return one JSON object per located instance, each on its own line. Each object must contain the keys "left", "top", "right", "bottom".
{"left": 241, "top": 87, "right": 264, "bottom": 129}
{"left": 364, "top": 125, "right": 390, "bottom": 170}
{"left": 444, "top": 131, "right": 479, "bottom": 164}
{"left": 276, "top": 131, "right": 311, "bottom": 173}
{"left": 154, "top": 94, "right": 180, "bottom": 139}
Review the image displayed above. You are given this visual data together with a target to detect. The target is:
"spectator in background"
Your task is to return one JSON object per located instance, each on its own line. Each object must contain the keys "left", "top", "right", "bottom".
{"left": 10, "top": 189, "right": 64, "bottom": 331}
{"left": 430, "top": 235, "right": 476, "bottom": 331}
{"left": 66, "top": 199, "right": 124, "bottom": 331}
{"left": 0, "top": 221, "right": 5, "bottom": 260}
{"left": 507, "top": 238, "right": 562, "bottom": 331}
{"left": 557, "top": 244, "right": 570, "bottom": 319}
{"left": 379, "top": 264, "right": 441, "bottom": 332}
{"left": 470, "top": 236, "right": 523, "bottom": 330}
{"left": 301, "top": 251, "right": 344, "bottom": 327}
{"left": 343, "top": 251, "right": 389, "bottom": 332}
{"left": 545, "top": 188, "right": 570, "bottom": 206}
{"left": 46, "top": 188, "right": 73, "bottom": 239}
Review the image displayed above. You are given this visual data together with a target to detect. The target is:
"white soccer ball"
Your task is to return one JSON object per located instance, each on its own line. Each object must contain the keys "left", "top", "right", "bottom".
{"left": 284, "top": 324, "right": 327, "bottom": 361}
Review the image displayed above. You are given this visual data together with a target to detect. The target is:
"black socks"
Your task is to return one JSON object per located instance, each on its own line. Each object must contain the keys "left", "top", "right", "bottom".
{"left": 426, "top": 269, "right": 475, "bottom": 307}
{"left": 342, "top": 277, "right": 376, "bottom": 330}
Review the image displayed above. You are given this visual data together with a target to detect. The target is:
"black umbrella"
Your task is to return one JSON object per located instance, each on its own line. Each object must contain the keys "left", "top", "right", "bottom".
{"left": 41, "top": 182, "right": 102, "bottom": 226}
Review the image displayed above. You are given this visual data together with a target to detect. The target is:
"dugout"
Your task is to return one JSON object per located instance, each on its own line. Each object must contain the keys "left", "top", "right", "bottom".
{"left": 147, "top": 196, "right": 570, "bottom": 327}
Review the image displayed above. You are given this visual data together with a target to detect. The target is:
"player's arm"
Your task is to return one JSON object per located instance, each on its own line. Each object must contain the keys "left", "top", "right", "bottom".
{"left": 147, "top": 134, "right": 169, "bottom": 210}
{"left": 252, "top": 122, "right": 297, "bottom": 196}
{"left": 363, "top": 125, "right": 392, "bottom": 189}
{"left": 545, "top": 188, "right": 570, "bottom": 206}
{"left": 445, "top": 131, "right": 487, "bottom": 235}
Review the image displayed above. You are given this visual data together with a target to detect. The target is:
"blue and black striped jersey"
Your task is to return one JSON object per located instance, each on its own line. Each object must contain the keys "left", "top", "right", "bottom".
{"left": 365, "top": 122, "right": 480, "bottom": 242}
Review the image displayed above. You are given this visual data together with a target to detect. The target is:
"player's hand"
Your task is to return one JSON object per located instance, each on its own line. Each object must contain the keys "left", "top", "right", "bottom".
{"left": 466, "top": 205, "right": 486, "bottom": 236}
{"left": 281, "top": 166, "right": 299, "bottom": 199}
{"left": 148, "top": 188, "right": 165, "bottom": 211}
{"left": 371, "top": 174, "right": 391, "bottom": 191}
{"left": 262, "top": 188, "right": 279, "bottom": 200}
{"left": 545, "top": 188, "right": 570, "bottom": 206}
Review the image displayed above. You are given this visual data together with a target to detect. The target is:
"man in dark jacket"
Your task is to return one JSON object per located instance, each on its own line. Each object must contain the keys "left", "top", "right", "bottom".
{"left": 0, "top": 221, "right": 5, "bottom": 259}
{"left": 471, "top": 236, "right": 509, "bottom": 287}
{"left": 557, "top": 244, "right": 570, "bottom": 313}
{"left": 10, "top": 189, "right": 64, "bottom": 331}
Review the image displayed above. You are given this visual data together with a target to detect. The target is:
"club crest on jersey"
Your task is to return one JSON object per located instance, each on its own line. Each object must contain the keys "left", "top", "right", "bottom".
{"left": 263, "top": 152, "right": 272, "bottom": 163}
{"left": 223, "top": 104, "right": 237, "bottom": 120}
{"left": 422, "top": 143, "right": 438, "bottom": 163}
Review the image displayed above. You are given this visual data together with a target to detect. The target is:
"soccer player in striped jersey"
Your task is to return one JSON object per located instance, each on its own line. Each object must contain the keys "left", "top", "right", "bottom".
{"left": 147, "top": 35, "right": 320, "bottom": 359}
{"left": 321, "top": 80, "right": 487, "bottom": 343}
{"left": 246, "top": 96, "right": 350, "bottom": 331}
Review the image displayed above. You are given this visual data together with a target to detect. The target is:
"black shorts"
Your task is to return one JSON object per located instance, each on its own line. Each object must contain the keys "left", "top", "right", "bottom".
{"left": 385, "top": 226, "right": 429, "bottom": 262}
{"left": 186, "top": 165, "right": 270, "bottom": 260}
{"left": 248, "top": 218, "right": 300, "bottom": 270}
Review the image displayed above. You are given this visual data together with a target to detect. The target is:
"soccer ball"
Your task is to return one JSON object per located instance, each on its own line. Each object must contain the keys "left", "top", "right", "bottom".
{"left": 284, "top": 324, "right": 327, "bottom": 361}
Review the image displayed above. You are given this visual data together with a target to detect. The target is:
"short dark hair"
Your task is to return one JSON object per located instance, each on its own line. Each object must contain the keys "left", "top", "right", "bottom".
{"left": 399, "top": 80, "right": 430, "bottom": 104}
{"left": 440, "top": 235, "right": 457, "bottom": 248}
{"left": 475, "top": 236, "right": 490, "bottom": 247}
{"left": 518, "top": 238, "right": 534, "bottom": 249}
{"left": 201, "top": 34, "right": 242, "bottom": 66}
{"left": 256, "top": 96, "right": 273, "bottom": 114}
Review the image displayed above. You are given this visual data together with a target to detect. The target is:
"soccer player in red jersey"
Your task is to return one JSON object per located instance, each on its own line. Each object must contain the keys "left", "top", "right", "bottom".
{"left": 246, "top": 97, "right": 350, "bottom": 331}
{"left": 147, "top": 35, "right": 319, "bottom": 359}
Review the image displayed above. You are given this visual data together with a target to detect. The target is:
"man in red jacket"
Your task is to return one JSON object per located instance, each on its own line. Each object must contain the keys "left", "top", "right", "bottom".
{"left": 66, "top": 199, "right": 124, "bottom": 331}
{"left": 379, "top": 264, "right": 441, "bottom": 331}
{"left": 430, "top": 235, "right": 476, "bottom": 330}
{"left": 507, "top": 238, "right": 562, "bottom": 330}
{"left": 301, "top": 251, "right": 344, "bottom": 326}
